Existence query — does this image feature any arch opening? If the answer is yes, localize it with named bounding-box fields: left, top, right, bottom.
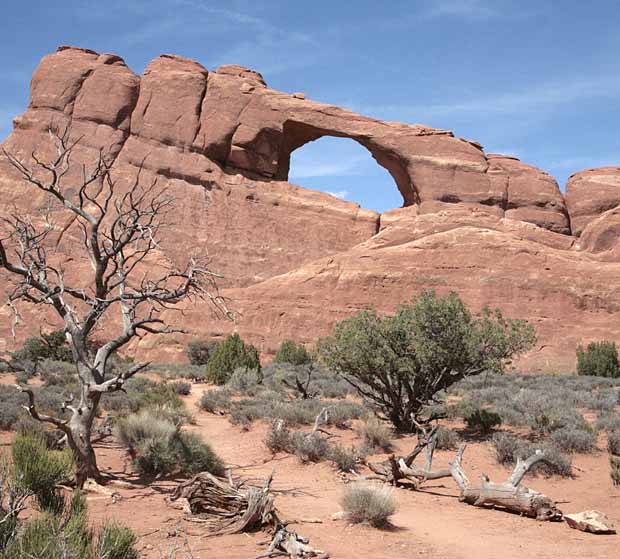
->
left=277, top=121, right=415, bottom=213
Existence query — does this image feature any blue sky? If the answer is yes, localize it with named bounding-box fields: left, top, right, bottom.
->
left=1, top=0, right=619, bottom=212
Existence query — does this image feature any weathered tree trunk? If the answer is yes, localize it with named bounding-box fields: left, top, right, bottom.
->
left=449, top=445, right=562, bottom=521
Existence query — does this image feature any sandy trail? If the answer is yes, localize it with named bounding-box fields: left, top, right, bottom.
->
left=3, top=383, right=619, bottom=558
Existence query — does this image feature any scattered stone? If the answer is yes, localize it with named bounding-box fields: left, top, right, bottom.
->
left=564, top=511, right=616, bottom=534
left=292, top=92, right=306, bottom=99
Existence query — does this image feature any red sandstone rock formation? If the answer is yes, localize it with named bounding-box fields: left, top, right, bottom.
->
left=1, top=46, right=619, bottom=372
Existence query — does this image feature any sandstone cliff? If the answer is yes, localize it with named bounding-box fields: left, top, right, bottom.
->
left=1, top=46, right=619, bottom=372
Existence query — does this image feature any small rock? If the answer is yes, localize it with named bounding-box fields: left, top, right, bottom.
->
left=564, top=511, right=616, bottom=534
left=331, top=511, right=347, bottom=521
left=240, top=82, right=254, bottom=93
left=292, top=92, right=306, bottom=99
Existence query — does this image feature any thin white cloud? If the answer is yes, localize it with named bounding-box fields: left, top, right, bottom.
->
left=423, top=0, right=499, bottom=20
left=325, top=190, right=349, bottom=200
left=547, top=155, right=619, bottom=171
left=357, top=73, right=620, bottom=123
left=289, top=153, right=367, bottom=179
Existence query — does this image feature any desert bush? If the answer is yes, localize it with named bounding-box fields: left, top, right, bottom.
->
left=436, top=426, right=460, bottom=450
left=464, top=408, right=502, bottom=434
left=607, top=431, right=620, bottom=455
left=273, top=339, right=312, bottom=366
left=596, top=413, right=620, bottom=432
left=329, top=444, right=360, bottom=472
left=550, top=426, right=597, bottom=453
left=0, top=386, right=27, bottom=430
left=360, top=417, right=393, bottom=452
left=94, top=522, right=139, bottom=559
left=0, top=479, right=139, bottom=559
left=491, top=432, right=572, bottom=477
left=577, top=341, right=620, bottom=378
left=319, top=290, right=535, bottom=432
left=10, top=330, right=72, bottom=371
left=176, top=432, right=225, bottom=475
left=12, top=433, right=74, bottom=513
left=198, top=389, right=232, bottom=414
left=115, top=411, right=223, bottom=477
left=610, top=455, right=620, bottom=487
left=290, top=432, right=331, bottom=463
left=226, top=367, right=263, bottom=394
left=206, top=333, right=261, bottom=385
left=261, top=362, right=352, bottom=399
left=169, top=381, right=192, bottom=396
left=340, top=483, right=397, bottom=527
left=265, top=421, right=294, bottom=454
left=186, top=339, right=218, bottom=366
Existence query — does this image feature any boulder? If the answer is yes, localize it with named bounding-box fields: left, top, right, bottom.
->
left=564, top=511, right=616, bottom=534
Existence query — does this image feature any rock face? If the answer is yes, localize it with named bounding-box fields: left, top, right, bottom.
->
left=1, top=46, right=619, bottom=372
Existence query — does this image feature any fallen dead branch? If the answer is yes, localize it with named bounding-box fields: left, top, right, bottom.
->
left=449, top=444, right=563, bottom=521
left=257, top=523, right=328, bottom=559
left=365, top=425, right=451, bottom=487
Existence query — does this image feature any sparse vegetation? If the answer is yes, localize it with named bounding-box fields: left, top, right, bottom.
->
left=319, top=290, right=536, bottom=432
left=491, top=432, right=573, bottom=477
left=273, top=339, right=312, bottom=366
left=359, top=416, right=393, bottom=452
left=577, top=340, right=620, bottom=378
left=206, top=333, right=261, bottom=385
left=187, top=339, right=219, bottom=366
left=340, top=483, right=397, bottom=527
left=115, top=411, right=224, bottom=477
left=0, top=436, right=139, bottom=558
left=436, top=426, right=460, bottom=450
left=464, top=408, right=502, bottom=434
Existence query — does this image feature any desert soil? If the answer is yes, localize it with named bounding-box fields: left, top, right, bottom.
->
left=1, top=383, right=619, bottom=558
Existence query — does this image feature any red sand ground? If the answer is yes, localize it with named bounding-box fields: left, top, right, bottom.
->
left=1, top=383, right=619, bottom=558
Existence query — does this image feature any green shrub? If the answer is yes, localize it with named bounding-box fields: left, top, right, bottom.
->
left=206, top=334, right=261, bottom=385
left=11, top=330, right=72, bottom=367
left=226, top=367, right=263, bottom=394
left=0, top=386, right=27, bottom=430
left=12, top=434, right=74, bottom=513
left=187, top=339, right=218, bottom=366
left=340, top=483, right=397, bottom=527
left=608, top=431, right=620, bottom=455
left=177, top=432, right=225, bottom=476
left=198, top=389, right=232, bottom=414
left=610, top=455, right=620, bottom=487
left=550, top=426, right=597, bottom=453
left=436, top=426, right=460, bottom=450
left=359, top=417, right=393, bottom=452
left=491, top=432, right=572, bottom=477
left=290, top=432, right=331, bottom=463
left=465, top=409, right=502, bottom=434
left=115, top=411, right=223, bottom=477
left=577, top=341, right=620, bottom=378
left=273, top=340, right=312, bottom=366
left=169, top=381, right=192, bottom=396
left=329, top=444, right=360, bottom=472
left=94, top=522, right=139, bottom=559
left=264, top=421, right=293, bottom=454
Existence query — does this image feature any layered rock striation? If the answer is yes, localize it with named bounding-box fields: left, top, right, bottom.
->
left=1, top=46, right=619, bottom=372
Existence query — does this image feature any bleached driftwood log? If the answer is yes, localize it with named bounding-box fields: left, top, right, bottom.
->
left=366, top=425, right=451, bottom=487
left=449, top=445, right=562, bottom=521
left=257, top=523, right=328, bottom=559
left=170, top=471, right=279, bottom=535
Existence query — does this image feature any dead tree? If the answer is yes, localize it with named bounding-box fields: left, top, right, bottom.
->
left=170, top=471, right=279, bottom=536
left=366, top=425, right=451, bottom=487
left=258, top=524, right=328, bottom=559
left=282, top=365, right=318, bottom=400
left=0, top=128, right=228, bottom=486
left=449, top=445, right=562, bottom=520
